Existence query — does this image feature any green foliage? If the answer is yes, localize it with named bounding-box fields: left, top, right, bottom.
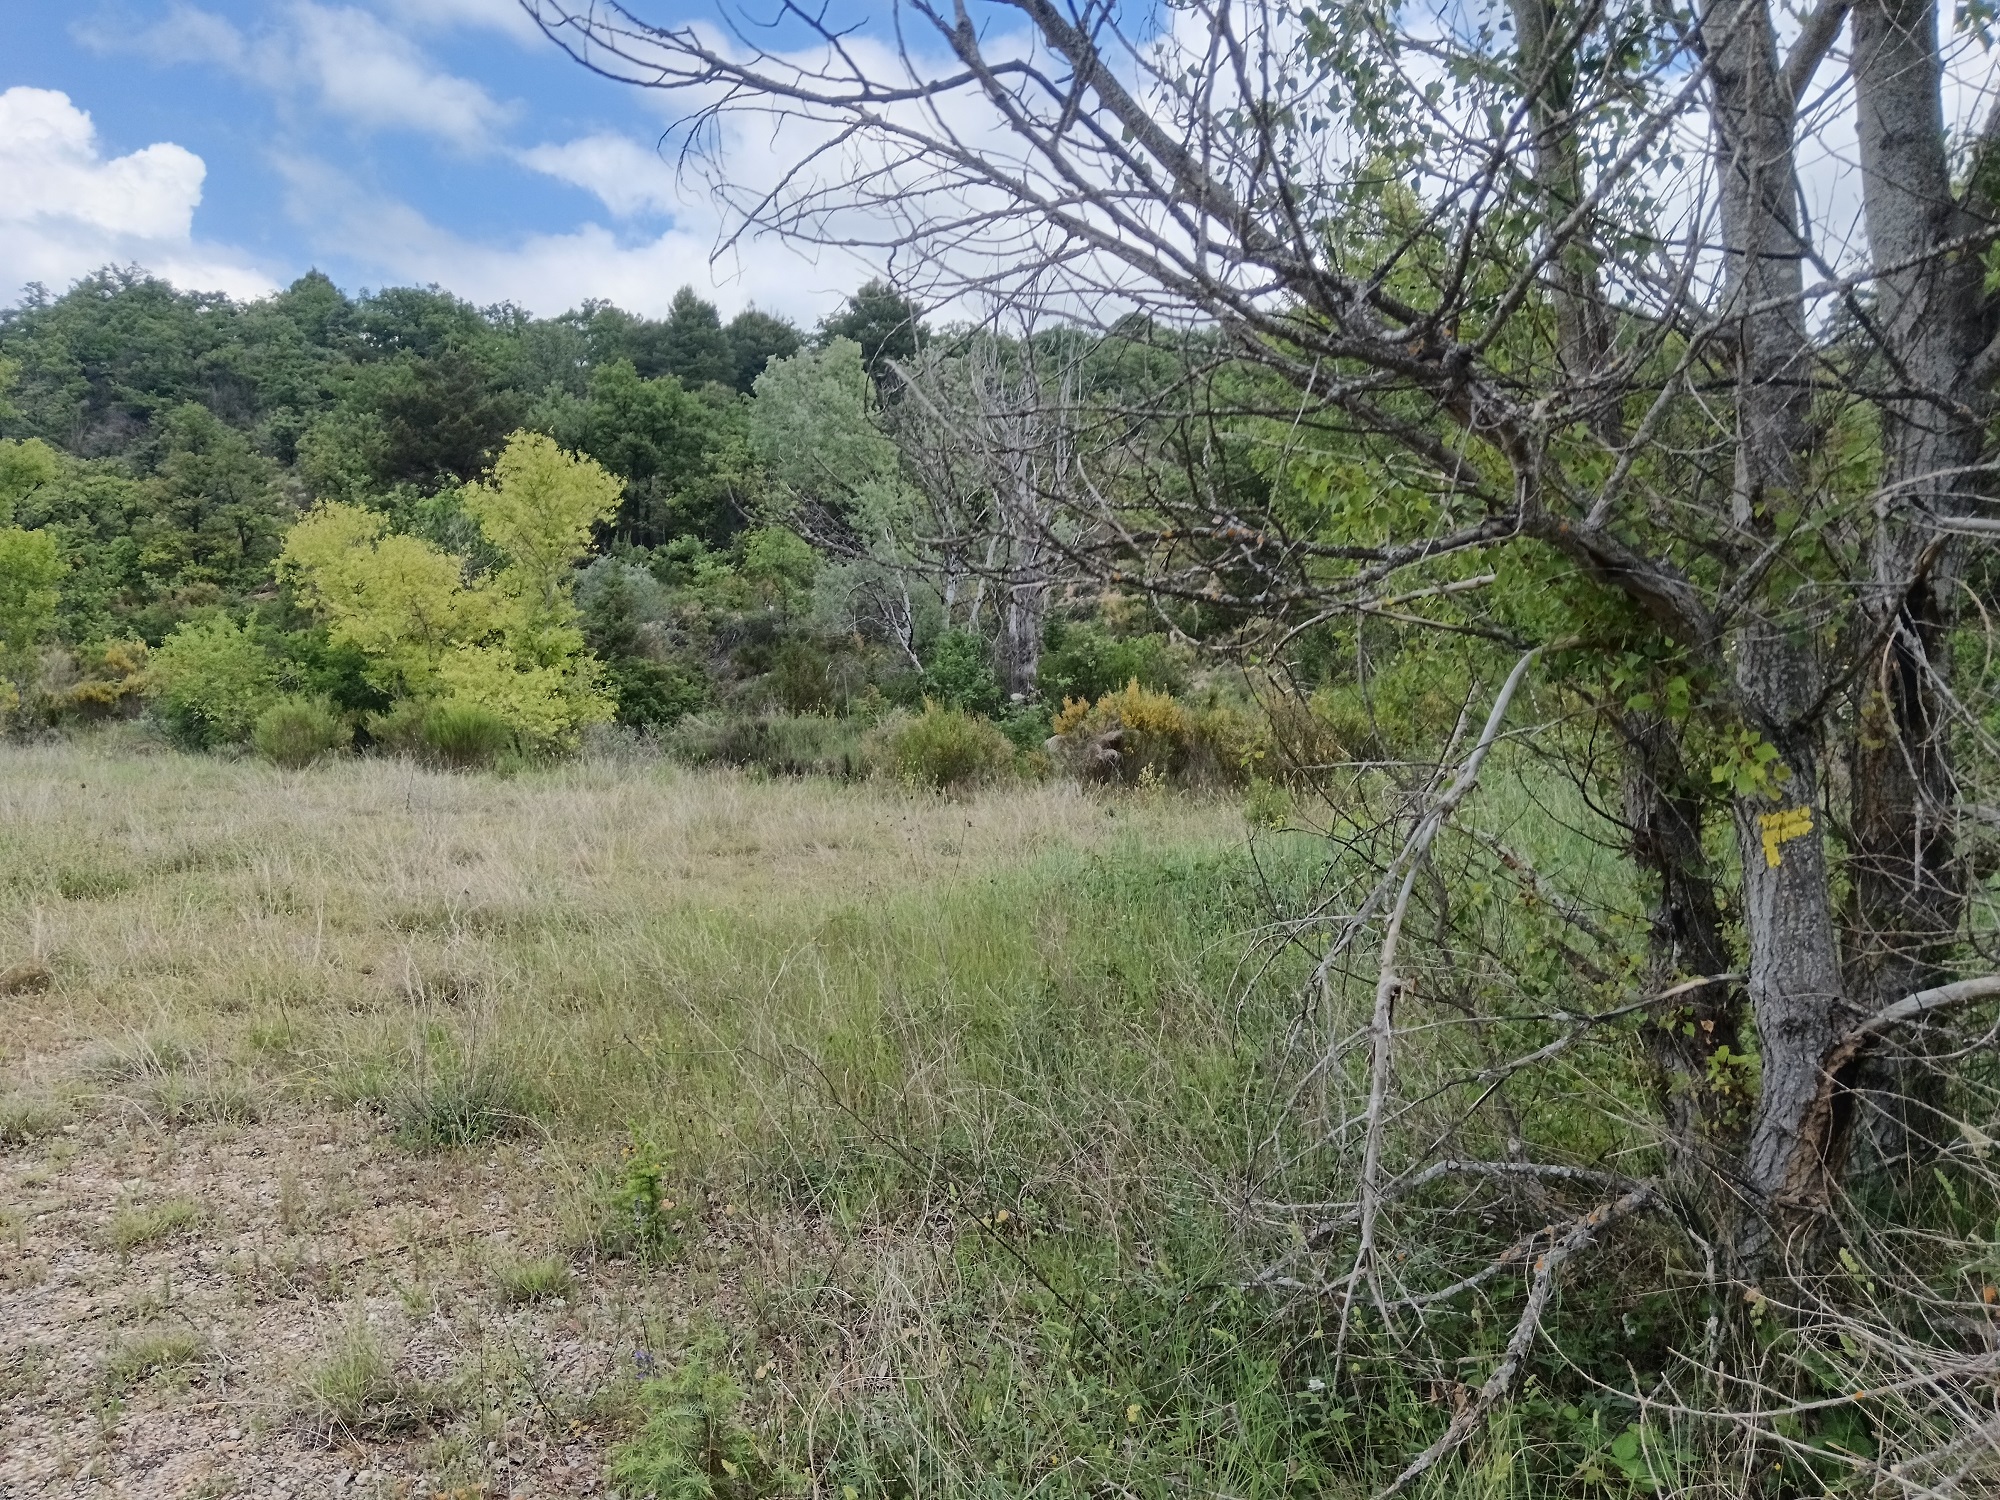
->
left=922, top=629, right=1003, bottom=715
left=251, top=695, right=351, bottom=767
left=609, top=1353, right=775, bottom=1500
left=818, top=279, right=927, bottom=372
left=1038, top=618, right=1185, bottom=703
left=147, top=615, right=280, bottom=747
left=489, top=1252, right=575, bottom=1304
left=0, top=437, right=64, bottom=692
left=877, top=703, right=1014, bottom=789
left=280, top=431, right=617, bottom=748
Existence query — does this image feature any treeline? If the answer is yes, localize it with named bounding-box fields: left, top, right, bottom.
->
left=0, top=268, right=1225, bottom=780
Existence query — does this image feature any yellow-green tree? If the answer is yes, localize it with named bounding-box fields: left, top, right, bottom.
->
left=278, top=431, right=620, bottom=747
left=0, top=438, right=65, bottom=716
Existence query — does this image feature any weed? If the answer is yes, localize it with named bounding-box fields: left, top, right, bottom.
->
left=489, top=1252, right=575, bottom=1304
left=105, top=1197, right=206, bottom=1251
left=100, top=1328, right=203, bottom=1390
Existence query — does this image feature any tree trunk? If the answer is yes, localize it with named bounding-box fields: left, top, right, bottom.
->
left=1619, top=712, right=1747, bottom=1205
left=1702, top=0, right=1853, bottom=1258
left=1843, top=0, right=1984, bottom=1181
left=995, top=582, right=1044, bottom=700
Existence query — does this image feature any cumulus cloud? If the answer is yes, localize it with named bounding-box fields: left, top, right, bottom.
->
left=0, top=87, right=275, bottom=302
left=81, top=2, right=514, bottom=149
left=276, top=152, right=860, bottom=320
left=515, top=132, right=680, bottom=218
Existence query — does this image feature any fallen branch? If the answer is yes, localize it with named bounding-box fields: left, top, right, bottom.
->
left=1376, top=1185, right=1658, bottom=1499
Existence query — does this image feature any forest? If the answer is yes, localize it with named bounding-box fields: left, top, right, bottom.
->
left=0, top=267, right=1216, bottom=782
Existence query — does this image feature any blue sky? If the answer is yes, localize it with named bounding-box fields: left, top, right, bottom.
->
left=0, top=0, right=885, bottom=321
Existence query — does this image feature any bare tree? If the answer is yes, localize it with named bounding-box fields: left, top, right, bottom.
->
left=520, top=0, right=2000, bottom=1487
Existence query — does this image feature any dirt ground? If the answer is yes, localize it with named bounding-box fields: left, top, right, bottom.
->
left=1, top=1096, right=756, bottom=1500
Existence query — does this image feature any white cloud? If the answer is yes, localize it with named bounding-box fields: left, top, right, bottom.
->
left=275, top=153, right=860, bottom=320
left=373, top=0, right=546, bottom=45
left=516, top=132, right=679, bottom=218
left=284, top=3, right=515, bottom=146
left=0, top=87, right=275, bottom=303
left=82, top=2, right=514, bottom=149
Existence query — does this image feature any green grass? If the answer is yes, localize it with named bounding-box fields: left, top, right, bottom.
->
left=488, top=1252, right=575, bottom=1304
left=100, top=1328, right=204, bottom=1390
left=104, top=1196, right=206, bottom=1251
left=297, top=1322, right=455, bottom=1437
left=0, top=738, right=1696, bottom=1496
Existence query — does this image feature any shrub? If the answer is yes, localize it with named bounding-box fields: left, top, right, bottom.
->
left=419, top=701, right=517, bottom=770
left=1049, top=681, right=1265, bottom=786
left=146, top=615, right=279, bottom=748
left=252, top=696, right=351, bottom=768
left=875, top=703, right=1013, bottom=790
left=669, top=712, right=871, bottom=778
left=607, top=655, right=709, bottom=728
left=609, top=1355, right=775, bottom=1500
left=1039, top=618, right=1186, bottom=703
left=921, top=629, right=1003, bottom=715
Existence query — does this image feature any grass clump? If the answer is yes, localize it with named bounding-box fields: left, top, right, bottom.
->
left=420, top=702, right=518, bottom=770
left=105, top=1196, right=205, bottom=1251
left=390, top=1063, right=543, bottom=1150
left=252, top=696, right=351, bottom=767
left=874, top=704, right=1014, bottom=790
left=609, top=1354, right=779, bottom=1500
left=298, top=1322, right=453, bottom=1437
left=488, top=1251, right=575, bottom=1304
left=100, top=1328, right=203, bottom=1390
left=145, top=1071, right=261, bottom=1126
left=0, top=1092, right=68, bottom=1144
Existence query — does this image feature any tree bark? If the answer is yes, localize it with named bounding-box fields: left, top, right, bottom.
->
left=1619, top=712, right=1747, bottom=1202
left=1702, top=0, right=1853, bottom=1256
left=1842, top=0, right=1985, bottom=1181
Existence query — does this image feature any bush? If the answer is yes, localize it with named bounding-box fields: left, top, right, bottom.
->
left=922, top=630, right=1003, bottom=715
left=875, top=703, right=1013, bottom=790
left=252, top=696, right=351, bottom=768
left=1049, top=681, right=1265, bottom=786
left=668, top=712, right=871, bottom=778
left=146, top=615, right=279, bottom=748
left=606, top=656, right=709, bottom=728
left=420, top=701, right=517, bottom=770
left=1039, top=618, right=1186, bottom=703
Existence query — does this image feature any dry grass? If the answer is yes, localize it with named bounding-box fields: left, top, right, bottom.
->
left=0, top=739, right=1264, bottom=1497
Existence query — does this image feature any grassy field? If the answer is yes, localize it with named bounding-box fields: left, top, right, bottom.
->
left=2, top=739, right=1379, bottom=1498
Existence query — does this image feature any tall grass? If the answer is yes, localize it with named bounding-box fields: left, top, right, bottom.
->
left=0, top=737, right=1656, bottom=1496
